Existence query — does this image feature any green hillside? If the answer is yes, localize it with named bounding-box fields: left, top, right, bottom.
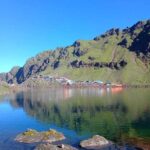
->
left=0, top=19, right=150, bottom=84
left=41, top=40, right=150, bottom=84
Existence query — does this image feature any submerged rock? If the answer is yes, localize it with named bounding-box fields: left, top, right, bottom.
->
left=15, top=129, right=65, bottom=144
left=80, top=135, right=113, bottom=150
left=34, top=143, right=78, bottom=150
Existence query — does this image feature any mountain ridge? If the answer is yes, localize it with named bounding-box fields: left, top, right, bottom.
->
left=0, top=19, right=150, bottom=84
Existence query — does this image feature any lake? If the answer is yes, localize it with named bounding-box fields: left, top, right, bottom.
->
left=0, top=88, right=150, bottom=150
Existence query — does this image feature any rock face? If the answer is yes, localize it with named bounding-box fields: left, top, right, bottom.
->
left=129, top=21, right=150, bottom=56
left=34, top=143, right=78, bottom=150
left=80, top=135, right=113, bottom=150
left=15, top=129, right=65, bottom=144
left=69, top=59, right=127, bottom=70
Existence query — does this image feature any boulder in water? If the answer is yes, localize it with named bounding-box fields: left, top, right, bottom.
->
left=15, top=129, right=65, bottom=144
left=80, top=135, right=113, bottom=150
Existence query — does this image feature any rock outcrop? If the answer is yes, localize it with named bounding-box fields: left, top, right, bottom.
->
left=80, top=135, right=113, bottom=150
left=15, top=129, right=65, bottom=144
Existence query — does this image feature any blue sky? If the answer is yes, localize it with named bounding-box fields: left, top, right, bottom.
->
left=0, top=0, right=149, bottom=72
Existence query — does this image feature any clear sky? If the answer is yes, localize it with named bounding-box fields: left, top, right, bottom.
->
left=0, top=0, right=149, bottom=72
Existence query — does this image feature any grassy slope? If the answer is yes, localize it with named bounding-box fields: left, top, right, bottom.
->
left=41, top=31, right=150, bottom=84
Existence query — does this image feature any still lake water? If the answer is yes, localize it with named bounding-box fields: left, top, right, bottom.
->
left=0, top=88, right=150, bottom=150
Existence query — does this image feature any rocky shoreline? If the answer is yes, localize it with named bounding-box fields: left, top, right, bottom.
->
left=15, top=129, right=115, bottom=150
left=14, top=129, right=149, bottom=150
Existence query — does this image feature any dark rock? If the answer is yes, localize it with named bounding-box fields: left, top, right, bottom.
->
left=73, top=47, right=86, bottom=57
left=93, top=36, right=101, bottom=41
left=58, top=48, right=69, bottom=59
left=118, top=38, right=128, bottom=48
left=122, top=27, right=130, bottom=34
left=119, top=60, right=127, bottom=67
left=88, top=56, right=95, bottom=61
left=52, top=60, right=60, bottom=69
left=44, top=58, right=50, bottom=64
left=16, top=67, right=24, bottom=83
left=129, top=21, right=150, bottom=55
left=108, top=62, right=117, bottom=69
left=70, top=60, right=79, bottom=68
left=94, top=62, right=101, bottom=68
left=72, top=41, right=81, bottom=47
left=94, top=28, right=121, bottom=40
left=79, top=60, right=84, bottom=67
left=105, top=28, right=121, bottom=36
left=130, top=21, right=146, bottom=32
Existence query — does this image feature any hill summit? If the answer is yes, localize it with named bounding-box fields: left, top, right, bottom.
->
left=0, top=19, right=150, bottom=84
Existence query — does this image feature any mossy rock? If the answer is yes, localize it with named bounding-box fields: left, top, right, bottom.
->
left=15, top=129, right=65, bottom=143
left=22, top=129, right=38, bottom=136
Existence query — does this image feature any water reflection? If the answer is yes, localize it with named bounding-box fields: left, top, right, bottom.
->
left=5, top=88, right=150, bottom=147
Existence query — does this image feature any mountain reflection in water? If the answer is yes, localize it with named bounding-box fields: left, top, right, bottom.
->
left=3, top=88, right=150, bottom=149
